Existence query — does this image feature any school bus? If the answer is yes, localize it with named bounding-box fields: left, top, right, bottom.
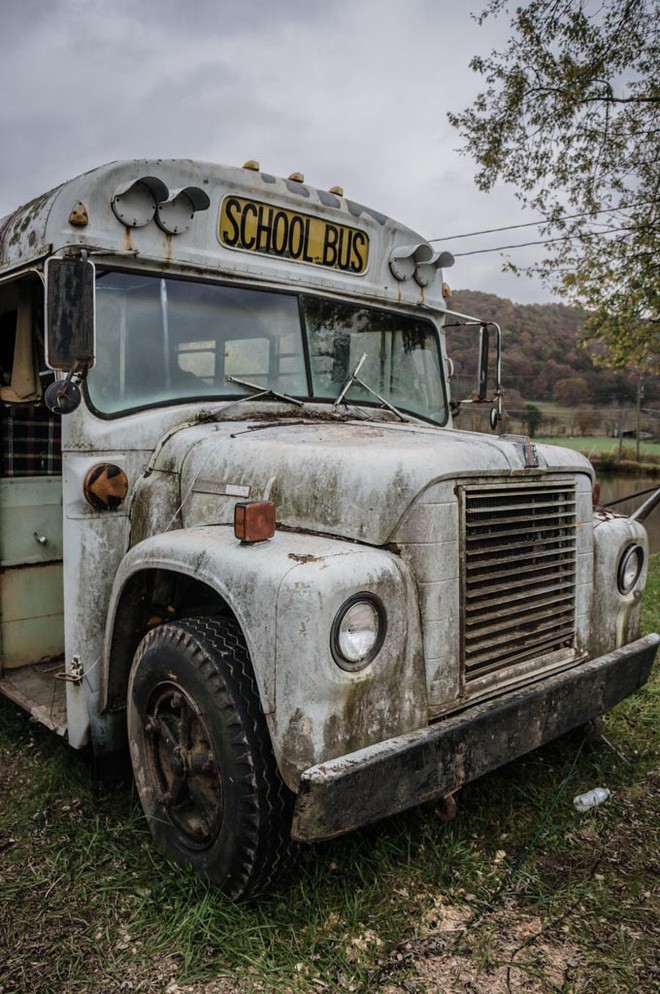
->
left=0, top=159, right=657, bottom=897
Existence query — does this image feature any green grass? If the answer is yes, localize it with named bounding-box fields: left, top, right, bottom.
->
left=1, top=562, right=659, bottom=993
left=536, top=436, right=660, bottom=460
left=534, top=436, right=660, bottom=461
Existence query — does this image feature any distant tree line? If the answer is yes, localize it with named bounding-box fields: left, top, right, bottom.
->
left=448, top=290, right=659, bottom=410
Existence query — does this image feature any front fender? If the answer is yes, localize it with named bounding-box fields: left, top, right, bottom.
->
left=591, top=514, right=650, bottom=654
left=103, top=526, right=426, bottom=789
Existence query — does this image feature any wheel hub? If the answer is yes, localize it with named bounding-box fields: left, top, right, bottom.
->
left=144, top=683, right=223, bottom=848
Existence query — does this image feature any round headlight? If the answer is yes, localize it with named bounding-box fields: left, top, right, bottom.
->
left=331, top=595, right=386, bottom=671
left=617, top=545, right=644, bottom=594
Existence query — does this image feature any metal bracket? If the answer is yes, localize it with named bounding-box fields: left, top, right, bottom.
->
left=56, top=655, right=83, bottom=685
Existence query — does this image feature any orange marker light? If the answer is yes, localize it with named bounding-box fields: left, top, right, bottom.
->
left=234, top=501, right=276, bottom=543
left=83, top=463, right=129, bottom=511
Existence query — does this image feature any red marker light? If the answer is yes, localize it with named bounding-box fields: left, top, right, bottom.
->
left=234, top=501, right=276, bottom=543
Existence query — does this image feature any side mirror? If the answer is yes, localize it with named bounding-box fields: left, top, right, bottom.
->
left=45, top=257, right=96, bottom=372
left=477, top=324, right=489, bottom=401
left=44, top=378, right=82, bottom=415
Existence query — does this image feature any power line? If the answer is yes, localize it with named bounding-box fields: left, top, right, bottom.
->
left=429, top=200, right=655, bottom=244
left=452, top=225, right=633, bottom=258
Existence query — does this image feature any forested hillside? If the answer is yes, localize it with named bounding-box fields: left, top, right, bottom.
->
left=448, top=290, right=658, bottom=409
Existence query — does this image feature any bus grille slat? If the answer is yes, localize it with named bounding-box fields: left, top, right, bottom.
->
left=462, top=482, right=577, bottom=683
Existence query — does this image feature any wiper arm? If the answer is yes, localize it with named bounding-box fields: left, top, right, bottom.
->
left=334, top=353, right=367, bottom=407
left=226, top=375, right=304, bottom=407
left=333, top=352, right=407, bottom=422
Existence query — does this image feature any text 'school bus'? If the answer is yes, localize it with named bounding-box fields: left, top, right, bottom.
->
left=0, top=160, right=657, bottom=896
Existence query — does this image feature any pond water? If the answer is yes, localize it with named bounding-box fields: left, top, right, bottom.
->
left=598, top=474, right=660, bottom=555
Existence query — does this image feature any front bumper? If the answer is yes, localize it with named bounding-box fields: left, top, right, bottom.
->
left=292, top=634, right=659, bottom=842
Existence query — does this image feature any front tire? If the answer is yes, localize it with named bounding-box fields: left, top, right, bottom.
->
left=127, top=617, right=292, bottom=897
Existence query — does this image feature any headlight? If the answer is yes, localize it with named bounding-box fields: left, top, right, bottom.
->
left=617, top=545, right=644, bottom=594
left=331, top=594, right=386, bottom=671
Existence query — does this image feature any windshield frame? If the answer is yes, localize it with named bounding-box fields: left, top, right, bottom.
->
left=84, top=269, right=449, bottom=426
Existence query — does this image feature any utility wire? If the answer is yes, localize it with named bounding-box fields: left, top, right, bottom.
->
left=429, top=200, right=655, bottom=244
left=451, top=224, right=633, bottom=257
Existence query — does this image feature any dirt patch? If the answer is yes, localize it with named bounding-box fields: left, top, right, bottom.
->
left=379, top=903, right=582, bottom=994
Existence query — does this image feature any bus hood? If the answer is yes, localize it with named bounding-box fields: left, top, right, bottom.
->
left=150, top=417, right=593, bottom=546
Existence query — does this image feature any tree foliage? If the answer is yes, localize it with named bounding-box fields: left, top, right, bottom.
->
left=449, top=0, right=660, bottom=370
left=523, top=403, right=543, bottom=436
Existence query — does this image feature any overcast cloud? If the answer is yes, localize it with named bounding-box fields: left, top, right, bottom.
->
left=0, top=0, right=554, bottom=303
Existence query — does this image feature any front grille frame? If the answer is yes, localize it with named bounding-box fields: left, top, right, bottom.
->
left=459, top=478, right=579, bottom=696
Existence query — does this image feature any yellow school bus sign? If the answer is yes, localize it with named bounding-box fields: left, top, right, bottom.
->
left=219, top=196, right=369, bottom=274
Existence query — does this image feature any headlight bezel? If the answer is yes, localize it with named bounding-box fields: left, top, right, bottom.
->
left=617, top=544, right=644, bottom=595
left=330, top=593, right=387, bottom=671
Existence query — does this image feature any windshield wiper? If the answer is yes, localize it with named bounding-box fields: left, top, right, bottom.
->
left=226, top=375, right=304, bottom=407
left=333, top=353, right=407, bottom=422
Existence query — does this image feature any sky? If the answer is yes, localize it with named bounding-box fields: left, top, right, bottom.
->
left=0, top=0, right=555, bottom=304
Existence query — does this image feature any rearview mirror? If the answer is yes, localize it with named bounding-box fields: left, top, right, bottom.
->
left=45, top=256, right=96, bottom=372
left=477, top=324, right=489, bottom=401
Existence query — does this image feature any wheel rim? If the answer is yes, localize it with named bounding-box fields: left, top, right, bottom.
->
left=143, top=682, right=223, bottom=848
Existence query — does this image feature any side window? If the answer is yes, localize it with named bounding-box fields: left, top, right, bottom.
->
left=0, top=279, right=62, bottom=477
left=0, top=303, right=17, bottom=386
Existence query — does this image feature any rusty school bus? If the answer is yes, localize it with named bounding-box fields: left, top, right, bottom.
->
left=0, top=159, right=657, bottom=897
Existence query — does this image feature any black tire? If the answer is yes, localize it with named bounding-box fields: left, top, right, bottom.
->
left=127, top=617, right=293, bottom=898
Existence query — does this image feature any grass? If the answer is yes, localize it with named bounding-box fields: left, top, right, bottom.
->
left=535, top=436, right=660, bottom=460
left=1, top=562, right=659, bottom=994
left=535, top=437, right=660, bottom=476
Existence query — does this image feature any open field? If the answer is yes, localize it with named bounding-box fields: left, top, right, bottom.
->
left=1, top=562, right=659, bottom=994
left=536, top=436, right=660, bottom=460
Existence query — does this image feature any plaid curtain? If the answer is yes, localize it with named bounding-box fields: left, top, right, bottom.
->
left=1, top=405, right=62, bottom=476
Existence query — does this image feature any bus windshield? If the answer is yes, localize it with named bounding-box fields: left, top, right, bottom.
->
left=87, top=272, right=447, bottom=423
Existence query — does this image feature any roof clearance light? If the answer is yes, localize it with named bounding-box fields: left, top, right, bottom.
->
left=155, top=186, right=211, bottom=235
left=234, top=501, right=276, bottom=543
left=243, top=160, right=260, bottom=171
left=111, top=176, right=169, bottom=228
left=288, top=172, right=305, bottom=183
left=68, top=201, right=89, bottom=227
left=329, top=185, right=344, bottom=196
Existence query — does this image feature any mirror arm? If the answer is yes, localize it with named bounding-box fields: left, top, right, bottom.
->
left=444, top=315, right=504, bottom=430
left=490, top=322, right=504, bottom=428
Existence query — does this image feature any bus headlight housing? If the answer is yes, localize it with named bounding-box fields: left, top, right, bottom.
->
left=617, top=545, right=644, bottom=594
left=331, top=595, right=386, bottom=671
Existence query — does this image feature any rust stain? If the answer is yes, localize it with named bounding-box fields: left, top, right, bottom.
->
left=287, top=552, right=319, bottom=564
left=454, top=740, right=466, bottom=786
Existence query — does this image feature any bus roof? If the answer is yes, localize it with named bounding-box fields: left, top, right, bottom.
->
left=0, top=159, right=453, bottom=310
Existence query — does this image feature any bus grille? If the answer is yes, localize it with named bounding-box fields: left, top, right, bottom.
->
left=462, top=481, right=577, bottom=683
